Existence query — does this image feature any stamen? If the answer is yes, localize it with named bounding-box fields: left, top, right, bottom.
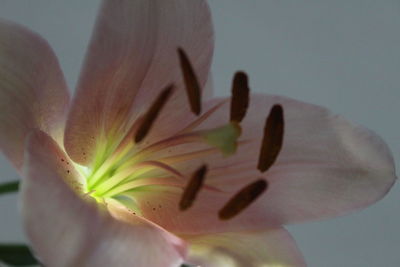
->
left=135, top=85, right=174, bottom=143
left=103, top=177, right=183, bottom=198
left=160, top=140, right=250, bottom=165
left=179, top=165, right=208, bottom=211
left=115, top=117, right=143, bottom=152
left=178, top=99, right=229, bottom=134
left=131, top=132, right=202, bottom=160
left=218, top=179, right=268, bottom=220
left=257, top=104, right=284, bottom=173
left=83, top=190, right=96, bottom=197
left=133, top=122, right=241, bottom=161
left=230, top=71, right=249, bottom=122
left=161, top=147, right=225, bottom=165
left=178, top=48, right=202, bottom=115
left=96, top=160, right=186, bottom=195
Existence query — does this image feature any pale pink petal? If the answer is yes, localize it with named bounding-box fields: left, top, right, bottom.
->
left=184, top=94, right=397, bottom=225
left=184, top=227, right=306, bottom=267
left=115, top=183, right=266, bottom=234
left=0, top=19, right=69, bottom=169
left=202, top=73, right=214, bottom=100
left=65, top=0, right=214, bottom=165
left=130, top=93, right=396, bottom=233
left=143, top=73, right=216, bottom=146
left=21, top=130, right=186, bottom=267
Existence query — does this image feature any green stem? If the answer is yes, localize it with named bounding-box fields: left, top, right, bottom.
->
left=0, top=181, right=19, bottom=195
left=0, top=244, right=39, bottom=266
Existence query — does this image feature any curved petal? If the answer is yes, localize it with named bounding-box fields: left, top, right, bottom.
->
left=65, top=0, right=214, bottom=165
left=115, top=182, right=269, bottom=235
left=131, top=93, right=396, bottom=234
left=0, top=19, right=69, bottom=169
left=20, top=130, right=186, bottom=267
left=190, top=94, right=397, bottom=225
left=184, top=227, right=306, bottom=267
left=143, top=73, right=216, bottom=146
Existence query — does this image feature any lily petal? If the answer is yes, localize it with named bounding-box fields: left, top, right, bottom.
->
left=117, top=183, right=271, bottom=235
left=0, top=19, right=69, bottom=169
left=184, top=227, right=306, bottom=267
left=191, top=94, right=397, bottom=225
left=134, top=93, right=396, bottom=233
left=65, top=0, right=214, bottom=165
left=21, top=130, right=186, bottom=267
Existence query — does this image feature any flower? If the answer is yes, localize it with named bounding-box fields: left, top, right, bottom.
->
left=0, top=0, right=396, bottom=266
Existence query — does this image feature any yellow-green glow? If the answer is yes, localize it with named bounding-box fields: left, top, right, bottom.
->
left=74, top=122, right=241, bottom=213
left=188, top=245, right=238, bottom=267
left=188, top=242, right=292, bottom=267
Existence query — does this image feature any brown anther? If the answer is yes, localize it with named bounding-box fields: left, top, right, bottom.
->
left=178, top=48, right=202, bottom=115
left=257, top=104, right=284, bottom=173
left=230, top=71, right=249, bottom=122
left=218, top=179, right=268, bottom=220
left=179, top=165, right=208, bottom=211
left=135, top=85, right=174, bottom=143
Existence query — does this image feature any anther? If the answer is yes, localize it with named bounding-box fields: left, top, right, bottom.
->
left=230, top=71, right=249, bottom=122
left=257, top=104, right=284, bottom=173
left=135, top=85, right=174, bottom=143
left=178, top=48, right=202, bottom=115
left=218, top=179, right=268, bottom=220
left=179, top=165, right=208, bottom=211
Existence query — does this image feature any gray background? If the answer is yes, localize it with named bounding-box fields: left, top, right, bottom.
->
left=0, top=0, right=399, bottom=266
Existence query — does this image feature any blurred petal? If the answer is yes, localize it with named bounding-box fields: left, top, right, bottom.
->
left=21, top=130, right=186, bottom=267
left=184, top=227, right=306, bottom=267
left=0, top=19, right=69, bottom=169
left=65, top=0, right=213, bottom=165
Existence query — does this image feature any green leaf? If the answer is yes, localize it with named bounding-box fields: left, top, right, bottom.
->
left=0, top=181, right=19, bottom=195
left=0, top=244, right=39, bottom=266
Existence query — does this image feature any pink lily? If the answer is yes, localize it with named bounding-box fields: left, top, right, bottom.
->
left=0, top=0, right=396, bottom=266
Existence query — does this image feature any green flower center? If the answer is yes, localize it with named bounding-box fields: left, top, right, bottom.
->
left=74, top=121, right=241, bottom=214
